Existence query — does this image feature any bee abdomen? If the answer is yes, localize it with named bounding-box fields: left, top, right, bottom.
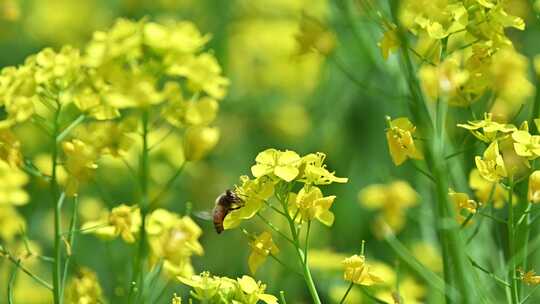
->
left=213, top=205, right=226, bottom=234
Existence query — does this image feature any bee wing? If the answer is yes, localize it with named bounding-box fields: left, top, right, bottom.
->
left=193, top=211, right=213, bottom=221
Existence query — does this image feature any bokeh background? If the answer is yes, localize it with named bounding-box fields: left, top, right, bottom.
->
left=1, top=0, right=540, bottom=303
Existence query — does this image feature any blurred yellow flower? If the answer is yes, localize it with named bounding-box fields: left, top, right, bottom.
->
left=146, top=209, right=203, bottom=277
left=171, top=293, right=182, bottom=304
left=295, top=14, right=335, bottom=56
left=528, top=171, right=540, bottom=204
left=475, top=140, right=507, bottom=182
left=0, top=129, right=22, bottom=167
left=411, top=242, right=443, bottom=273
left=62, top=139, right=99, bottom=196
left=183, top=126, right=220, bottom=161
left=82, top=204, right=141, bottom=243
left=385, top=116, right=423, bottom=166
left=248, top=231, right=279, bottom=274
left=289, top=185, right=336, bottom=226
left=469, top=169, right=513, bottom=208
left=251, top=148, right=301, bottom=182
left=359, top=180, right=418, bottom=234
left=0, top=159, right=28, bottom=206
left=377, top=276, right=426, bottom=304
left=490, top=48, right=533, bottom=107
left=0, top=205, right=26, bottom=242
left=520, top=269, right=540, bottom=285
left=448, top=189, right=478, bottom=214
left=379, top=25, right=399, bottom=60
left=65, top=268, right=104, bottom=304
left=342, top=254, right=384, bottom=286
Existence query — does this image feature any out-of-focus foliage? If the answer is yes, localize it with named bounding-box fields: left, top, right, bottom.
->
left=2, top=0, right=540, bottom=303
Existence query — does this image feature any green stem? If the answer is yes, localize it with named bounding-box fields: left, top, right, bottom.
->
left=51, top=105, right=62, bottom=304
left=508, top=179, right=519, bottom=304
left=56, top=114, right=85, bottom=144
left=279, top=291, right=287, bottom=304
left=0, top=249, right=53, bottom=290
left=339, top=282, right=354, bottom=304
left=129, top=109, right=151, bottom=303
left=61, top=195, right=79, bottom=299
left=280, top=197, right=321, bottom=304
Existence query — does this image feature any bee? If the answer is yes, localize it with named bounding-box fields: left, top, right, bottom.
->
left=213, top=189, right=244, bottom=233
left=195, top=189, right=244, bottom=234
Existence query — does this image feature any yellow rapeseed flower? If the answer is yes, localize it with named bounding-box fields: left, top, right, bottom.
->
left=299, top=152, right=348, bottom=185
left=251, top=149, right=301, bottom=182
left=65, top=268, right=104, bottom=304
left=289, top=185, right=336, bottom=226
left=183, top=126, right=220, bottom=161
left=475, top=140, right=507, bottom=183
left=248, top=231, right=279, bottom=274
left=457, top=112, right=516, bottom=143
left=385, top=116, right=423, bottom=166
left=342, top=254, right=384, bottom=286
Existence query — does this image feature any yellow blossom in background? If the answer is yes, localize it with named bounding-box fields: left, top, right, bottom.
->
left=457, top=113, right=516, bottom=143
left=0, top=159, right=28, bottom=206
left=0, top=129, right=22, bottom=167
left=171, top=293, right=182, bottom=304
left=419, top=52, right=470, bottom=106
left=0, top=0, right=20, bottom=22
left=237, top=275, right=278, bottom=304
left=411, top=242, right=443, bottom=273
left=81, top=204, right=141, bottom=243
left=535, top=55, right=540, bottom=75
left=475, top=141, right=507, bottom=182
left=449, top=189, right=478, bottom=215
left=528, top=171, right=540, bottom=203
left=342, top=254, right=384, bottom=286
left=251, top=148, right=301, bottom=182
left=359, top=180, right=418, bottom=234
left=248, top=231, right=279, bottom=274
left=146, top=209, right=203, bottom=277
left=385, top=116, right=423, bottom=166
left=520, top=269, right=540, bottom=285
left=469, top=169, right=514, bottom=208
left=62, top=139, right=99, bottom=196
left=65, top=268, right=104, bottom=304
left=490, top=49, right=534, bottom=108
left=295, top=14, right=335, bottom=56
left=289, top=185, right=336, bottom=226
left=308, top=249, right=348, bottom=271
left=378, top=24, right=399, bottom=60
left=377, top=276, right=426, bottom=304
left=183, top=126, right=220, bottom=161
left=0, top=205, right=25, bottom=242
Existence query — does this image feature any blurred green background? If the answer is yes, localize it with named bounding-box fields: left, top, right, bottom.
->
left=2, top=0, right=540, bottom=303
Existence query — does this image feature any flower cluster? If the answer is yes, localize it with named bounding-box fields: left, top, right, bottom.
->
left=223, top=149, right=348, bottom=230
left=178, top=272, right=277, bottom=304
left=82, top=206, right=203, bottom=278
left=382, top=0, right=533, bottom=112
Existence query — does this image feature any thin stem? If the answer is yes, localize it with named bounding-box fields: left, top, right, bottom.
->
left=508, top=179, right=519, bottom=304
left=150, top=163, right=186, bottom=207
left=56, top=114, right=86, bottom=144
left=339, top=282, right=354, bottom=304
left=279, top=291, right=287, bottom=304
left=256, top=214, right=295, bottom=246
left=8, top=264, right=17, bottom=304
left=129, top=109, right=151, bottom=303
left=469, top=256, right=511, bottom=288
left=51, top=105, right=62, bottom=304
left=280, top=196, right=321, bottom=304
left=0, top=249, right=53, bottom=290
left=61, top=195, right=79, bottom=299
left=304, top=220, right=311, bottom=264
left=268, top=253, right=303, bottom=277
